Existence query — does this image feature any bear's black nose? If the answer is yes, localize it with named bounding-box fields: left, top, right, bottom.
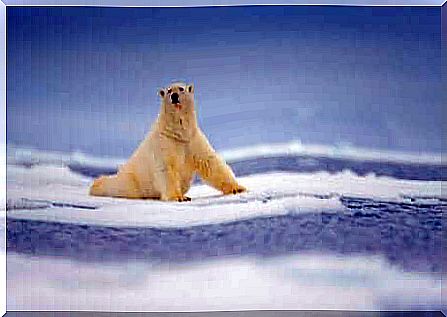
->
left=171, top=93, right=179, bottom=104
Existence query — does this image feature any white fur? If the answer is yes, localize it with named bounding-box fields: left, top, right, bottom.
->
left=90, top=82, right=246, bottom=201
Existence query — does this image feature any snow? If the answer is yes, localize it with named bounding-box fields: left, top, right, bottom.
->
left=5, top=147, right=446, bottom=312
left=7, top=164, right=90, bottom=188
left=6, top=165, right=344, bottom=228
left=6, top=162, right=445, bottom=228
left=7, top=251, right=445, bottom=311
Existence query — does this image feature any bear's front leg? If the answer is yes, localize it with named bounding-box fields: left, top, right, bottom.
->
left=194, top=154, right=246, bottom=195
left=160, top=155, right=191, bottom=202
left=191, top=132, right=246, bottom=195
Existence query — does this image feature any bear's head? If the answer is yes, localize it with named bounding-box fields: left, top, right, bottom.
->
left=159, top=82, right=194, bottom=113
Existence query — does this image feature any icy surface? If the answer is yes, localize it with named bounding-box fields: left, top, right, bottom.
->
left=6, top=163, right=444, bottom=228
left=5, top=147, right=446, bottom=312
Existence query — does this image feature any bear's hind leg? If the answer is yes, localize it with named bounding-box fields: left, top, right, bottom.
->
left=89, top=172, right=143, bottom=199
left=89, top=175, right=111, bottom=197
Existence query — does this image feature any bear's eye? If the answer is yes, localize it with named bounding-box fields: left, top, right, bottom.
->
left=179, top=87, right=184, bottom=92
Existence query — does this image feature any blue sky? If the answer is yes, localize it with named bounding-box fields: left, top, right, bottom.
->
left=7, top=6, right=444, bottom=157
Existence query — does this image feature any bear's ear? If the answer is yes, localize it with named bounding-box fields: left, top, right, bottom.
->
left=187, top=84, right=194, bottom=93
left=158, top=89, right=166, bottom=98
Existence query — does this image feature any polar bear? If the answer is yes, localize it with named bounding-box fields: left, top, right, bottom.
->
left=89, top=82, right=246, bottom=202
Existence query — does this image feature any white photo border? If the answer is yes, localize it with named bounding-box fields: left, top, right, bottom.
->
left=1, top=1, right=445, bottom=316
